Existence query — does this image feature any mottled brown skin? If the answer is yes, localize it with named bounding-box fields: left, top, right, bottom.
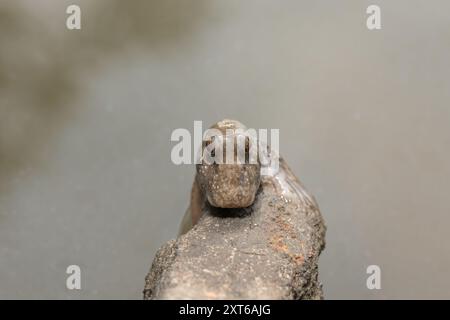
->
left=179, top=119, right=261, bottom=235
left=178, top=119, right=319, bottom=236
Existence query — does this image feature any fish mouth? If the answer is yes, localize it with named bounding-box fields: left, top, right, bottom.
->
left=206, top=190, right=256, bottom=208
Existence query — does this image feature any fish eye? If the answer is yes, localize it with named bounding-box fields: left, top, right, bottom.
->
left=203, top=138, right=217, bottom=162
left=245, top=136, right=250, bottom=163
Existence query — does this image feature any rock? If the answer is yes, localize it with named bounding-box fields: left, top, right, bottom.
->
left=143, top=168, right=326, bottom=300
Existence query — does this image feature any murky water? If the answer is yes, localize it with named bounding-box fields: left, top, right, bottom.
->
left=1, top=0, right=449, bottom=299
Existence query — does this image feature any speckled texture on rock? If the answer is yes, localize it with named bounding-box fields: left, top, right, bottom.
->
left=144, top=158, right=326, bottom=299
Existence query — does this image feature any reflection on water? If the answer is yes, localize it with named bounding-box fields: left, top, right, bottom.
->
left=0, top=0, right=210, bottom=192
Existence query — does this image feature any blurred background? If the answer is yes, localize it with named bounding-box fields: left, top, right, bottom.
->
left=0, top=0, right=449, bottom=299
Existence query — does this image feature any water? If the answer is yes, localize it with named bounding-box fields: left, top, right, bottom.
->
left=0, top=0, right=449, bottom=299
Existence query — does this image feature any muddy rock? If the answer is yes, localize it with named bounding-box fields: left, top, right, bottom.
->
left=144, top=172, right=326, bottom=300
